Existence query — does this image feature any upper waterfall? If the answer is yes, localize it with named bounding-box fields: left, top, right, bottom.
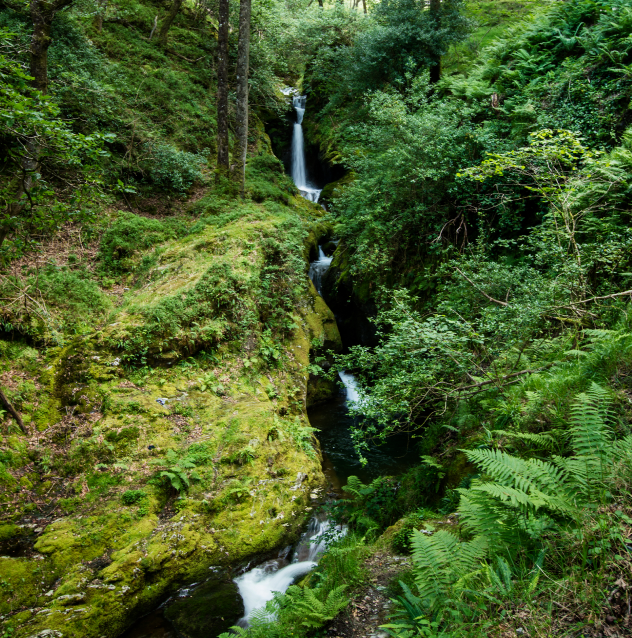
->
left=291, top=95, right=322, bottom=203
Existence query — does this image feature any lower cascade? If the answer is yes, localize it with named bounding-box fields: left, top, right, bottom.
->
left=291, top=95, right=322, bottom=203
left=308, top=246, right=333, bottom=296
left=234, top=517, right=344, bottom=625
left=338, top=371, right=361, bottom=407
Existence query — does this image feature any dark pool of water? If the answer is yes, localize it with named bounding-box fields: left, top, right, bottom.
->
left=308, top=389, right=419, bottom=492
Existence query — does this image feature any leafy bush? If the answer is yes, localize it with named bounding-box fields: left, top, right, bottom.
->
left=98, top=212, right=188, bottom=274
left=144, top=143, right=208, bottom=193
left=121, top=489, right=146, bottom=505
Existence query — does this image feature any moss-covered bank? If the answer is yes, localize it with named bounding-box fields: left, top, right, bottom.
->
left=0, top=189, right=342, bottom=638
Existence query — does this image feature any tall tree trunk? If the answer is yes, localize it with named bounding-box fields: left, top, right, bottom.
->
left=157, top=0, right=183, bottom=46
left=318, top=0, right=323, bottom=6
left=362, top=0, right=366, bottom=13
left=216, top=0, right=230, bottom=178
left=429, top=0, right=441, bottom=83
left=30, top=0, right=56, bottom=94
left=234, top=0, right=250, bottom=198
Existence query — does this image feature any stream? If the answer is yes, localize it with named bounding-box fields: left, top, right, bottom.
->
left=121, top=94, right=417, bottom=638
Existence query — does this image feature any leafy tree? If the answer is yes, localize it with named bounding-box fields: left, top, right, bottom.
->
left=0, top=29, right=111, bottom=256
left=346, top=0, right=470, bottom=91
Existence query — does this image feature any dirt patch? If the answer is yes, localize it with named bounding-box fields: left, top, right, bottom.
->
left=326, top=551, right=412, bottom=638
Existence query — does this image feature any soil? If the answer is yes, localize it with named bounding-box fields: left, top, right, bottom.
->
left=325, top=551, right=412, bottom=638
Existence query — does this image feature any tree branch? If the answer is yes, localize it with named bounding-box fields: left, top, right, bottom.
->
left=0, top=388, right=27, bottom=434
left=454, top=364, right=554, bottom=392
left=455, top=267, right=509, bottom=307
left=549, top=289, right=632, bottom=309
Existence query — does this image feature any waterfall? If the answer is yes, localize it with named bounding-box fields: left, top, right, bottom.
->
left=234, top=517, right=344, bottom=625
left=308, top=246, right=333, bottom=295
left=291, top=96, right=322, bottom=203
left=338, top=371, right=361, bottom=406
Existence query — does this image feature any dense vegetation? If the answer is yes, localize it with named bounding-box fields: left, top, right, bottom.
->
left=2, top=0, right=632, bottom=636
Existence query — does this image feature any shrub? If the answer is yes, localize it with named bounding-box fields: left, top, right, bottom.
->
left=121, top=489, right=146, bottom=505
left=98, top=212, right=188, bottom=274
left=145, top=143, right=208, bottom=192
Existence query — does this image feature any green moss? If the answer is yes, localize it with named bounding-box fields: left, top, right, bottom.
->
left=0, top=523, right=19, bottom=542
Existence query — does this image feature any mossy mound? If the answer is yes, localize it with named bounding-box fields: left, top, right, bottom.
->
left=0, top=185, right=342, bottom=638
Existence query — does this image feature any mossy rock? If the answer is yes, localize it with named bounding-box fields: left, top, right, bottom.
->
left=163, top=575, right=244, bottom=637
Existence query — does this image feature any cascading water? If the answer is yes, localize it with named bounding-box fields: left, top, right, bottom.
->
left=308, top=246, right=333, bottom=296
left=234, top=516, right=344, bottom=625
left=291, top=96, right=322, bottom=203
left=338, top=371, right=361, bottom=406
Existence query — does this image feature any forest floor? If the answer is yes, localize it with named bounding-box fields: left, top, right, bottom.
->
left=325, top=551, right=412, bottom=638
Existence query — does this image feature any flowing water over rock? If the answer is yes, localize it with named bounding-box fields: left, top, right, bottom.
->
left=291, top=96, right=322, bottom=203
left=234, top=516, right=344, bottom=625
left=308, top=246, right=333, bottom=296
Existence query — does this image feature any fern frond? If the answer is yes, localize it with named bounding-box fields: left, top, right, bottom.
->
left=569, top=383, right=614, bottom=495
left=491, top=429, right=558, bottom=450
left=410, top=529, right=487, bottom=607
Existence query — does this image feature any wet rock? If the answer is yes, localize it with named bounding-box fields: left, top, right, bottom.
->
left=163, top=575, right=244, bottom=638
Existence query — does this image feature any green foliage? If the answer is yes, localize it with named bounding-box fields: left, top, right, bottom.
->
left=0, top=27, right=111, bottom=260
left=0, top=262, right=112, bottom=341
left=263, top=584, right=348, bottom=628
left=386, top=383, right=632, bottom=634
left=98, top=212, right=188, bottom=274
left=121, top=489, right=146, bottom=505
left=144, top=143, right=208, bottom=193
left=347, top=0, right=470, bottom=91
left=151, top=448, right=200, bottom=493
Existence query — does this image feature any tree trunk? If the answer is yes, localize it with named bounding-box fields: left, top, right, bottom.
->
left=29, top=1, right=57, bottom=94
left=318, top=0, right=323, bottom=6
left=216, top=0, right=230, bottom=178
left=234, top=0, right=250, bottom=198
left=429, top=0, right=441, bottom=83
left=157, top=0, right=183, bottom=46
left=362, top=0, right=366, bottom=13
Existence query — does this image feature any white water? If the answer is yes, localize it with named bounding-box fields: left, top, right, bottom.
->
left=234, top=517, right=343, bottom=624
left=308, top=246, right=333, bottom=295
left=339, top=371, right=361, bottom=406
left=291, top=96, right=322, bottom=203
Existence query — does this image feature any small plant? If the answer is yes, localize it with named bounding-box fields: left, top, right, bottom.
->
left=195, top=372, right=224, bottom=395
left=259, top=329, right=282, bottom=365
left=152, top=449, right=200, bottom=493
left=121, top=489, right=146, bottom=505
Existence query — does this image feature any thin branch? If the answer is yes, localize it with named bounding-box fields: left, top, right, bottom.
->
left=164, top=49, right=204, bottom=63
left=454, top=364, right=554, bottom=392
left=549, top=289, right=632, bottom=309
left=455, top=267, right=509, bottom=307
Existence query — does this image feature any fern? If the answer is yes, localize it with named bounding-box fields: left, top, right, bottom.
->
left=280, top=584, right=348, bottom=628
left=491, top=429, right=559, bottom=450
left=410, top=529, right=487, bottom=610
left=567, top=382, right=613, bottom=495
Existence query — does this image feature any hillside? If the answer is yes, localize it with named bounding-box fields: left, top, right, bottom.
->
left=2, top=0, right=632, bottom=637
